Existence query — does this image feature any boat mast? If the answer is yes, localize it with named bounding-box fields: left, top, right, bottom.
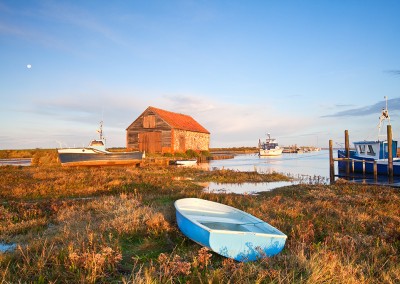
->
left=97, top=121, right=104, bottom=140
left=378, top=96, right=390, bottom=140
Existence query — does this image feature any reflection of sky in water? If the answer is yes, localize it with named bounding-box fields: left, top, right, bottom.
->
left=0, top=159, right=31, bottom=166
left=0, top=243, right=16, bottom=253
left=203, top=181, right=298, bottom=195
left=208, top=150, right=336, bottom=179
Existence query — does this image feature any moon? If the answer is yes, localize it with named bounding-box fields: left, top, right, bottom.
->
left=27, top=64, right=32, bottom=69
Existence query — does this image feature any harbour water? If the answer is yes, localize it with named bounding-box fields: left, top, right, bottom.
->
left=0, top=158, right=32, bottom=166
left=202, top=150, right=334, bottom=194
left=208, top=150, right=334, bottom=179
left=0, top=243, right=16, bottom=253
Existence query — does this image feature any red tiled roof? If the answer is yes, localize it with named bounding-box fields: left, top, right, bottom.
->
left=148, top=106, right=210, bottom=134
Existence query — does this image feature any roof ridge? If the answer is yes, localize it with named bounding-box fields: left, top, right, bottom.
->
left=148, top=106, right=209, bottom=134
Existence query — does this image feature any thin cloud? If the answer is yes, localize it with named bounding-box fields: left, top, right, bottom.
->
left=40, top=2, right=125, bottom=46
left=335, top=104, right=355, bottom=108
left=0, top=1, right=124, bottom=53
left=322, top=97, right=400, bottom=118
left=385, top=70, right=400, bottom=75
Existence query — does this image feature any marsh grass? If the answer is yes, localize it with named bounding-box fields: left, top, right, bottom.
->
left=0, top=154, right=399, bottom=283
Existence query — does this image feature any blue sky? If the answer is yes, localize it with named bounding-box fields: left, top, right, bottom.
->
left=1, top=1, right=400, bottom=149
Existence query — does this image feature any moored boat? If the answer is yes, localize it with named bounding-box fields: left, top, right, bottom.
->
left=175, top=159, right=197, bottom=166
left=174, top=198, right=287, bottom=262
left=57, top=121, right=144, bottom=166
left=337, top=97, right=400, bottom=175
left=258, top=133, right=283, bottom=156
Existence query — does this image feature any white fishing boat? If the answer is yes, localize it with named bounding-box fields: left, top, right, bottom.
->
left=258, top=133, right=283, bottom=156
left=57, top=121, right=144, bottom=166
left=175, top=198, right=287, bottom=262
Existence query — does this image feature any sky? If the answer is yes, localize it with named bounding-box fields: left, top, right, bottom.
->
left=1, top=0, right=400, bottom=150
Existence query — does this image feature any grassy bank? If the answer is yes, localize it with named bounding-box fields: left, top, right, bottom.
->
left=0, top=156, right=399, bottom=283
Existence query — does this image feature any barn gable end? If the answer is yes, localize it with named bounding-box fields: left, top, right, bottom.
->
left=126, top=106, right=210, bottom=153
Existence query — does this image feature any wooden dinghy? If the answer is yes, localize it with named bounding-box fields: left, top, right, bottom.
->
left=174, top=198, right=287, bottom=262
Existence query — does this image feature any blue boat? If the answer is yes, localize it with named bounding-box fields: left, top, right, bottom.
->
left=338, top=98, right=400, bottom=175
left=174, top=198, right=287, bottom=262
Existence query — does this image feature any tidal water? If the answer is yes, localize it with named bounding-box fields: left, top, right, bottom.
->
left=0, top=158, right=31, bottom=166
left=208, top=150, right=334, bottom=179
left=201, top=150, right=335, bottom=194
left=0, top=243, right=16, bottom=253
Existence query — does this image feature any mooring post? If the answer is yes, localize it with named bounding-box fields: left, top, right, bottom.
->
left=374, top=161, right=377, bottom=181
left=388, top=125, right=393, bottom=183
left=329, top=139, right=335, bottom=185
left=345, top=130, right=350, bottom=176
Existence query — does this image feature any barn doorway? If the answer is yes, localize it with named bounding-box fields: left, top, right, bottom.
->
left=139, top=132, right=162, bottom=153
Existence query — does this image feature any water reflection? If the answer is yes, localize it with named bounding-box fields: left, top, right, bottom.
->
left=0, top=243, right=16, bottom=253
left=0, top=159, right=31, bottom=166
left=202, top=181, right=298, bottom=195
left=207, top=151, right=334, bottom=179
left=337, top=170, right=400, bottom=186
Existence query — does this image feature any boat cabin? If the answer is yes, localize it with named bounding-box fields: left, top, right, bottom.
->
left=88, top=139, right=107, bottom=152
left=353, top=140, right=397, bottom=160
left=260, top=139, right=279, bottom=150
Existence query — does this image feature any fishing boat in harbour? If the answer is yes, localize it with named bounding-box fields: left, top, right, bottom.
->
left=57, top=121, right=144, bottom=166
left=337, top=97, right=400, bottom=176
left=258, top=133, right=283, bottom=156
left=174, top=198, right=287, bottom=262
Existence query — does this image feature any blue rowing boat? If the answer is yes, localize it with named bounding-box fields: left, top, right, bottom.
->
left=174, top=198, right=287, bottom=262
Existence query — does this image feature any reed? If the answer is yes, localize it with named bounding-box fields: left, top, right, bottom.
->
left=0, top=160, right=399, bottom=283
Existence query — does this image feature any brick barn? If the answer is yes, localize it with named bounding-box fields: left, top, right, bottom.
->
left=126, top=106, right=210, bottom=153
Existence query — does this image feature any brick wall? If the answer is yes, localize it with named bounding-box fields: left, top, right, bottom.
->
left=173, top=129, right=210, bottom=152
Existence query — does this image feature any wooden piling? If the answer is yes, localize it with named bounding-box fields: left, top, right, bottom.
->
left=329, top=139, right=334, bottom=184
left=388, top=125, right=393, bottom=183
left=362, top=160, right=365, bottom=175
left=373, top=161, right=377, bottom=181
left=345, top=130, right=350, bottom=175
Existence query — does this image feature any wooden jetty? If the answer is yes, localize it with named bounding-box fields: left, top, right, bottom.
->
left=329, top=125, right=394, bottom=185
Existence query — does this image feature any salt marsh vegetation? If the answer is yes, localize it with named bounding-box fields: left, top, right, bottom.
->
left=0, top=150, right=399, bottom=283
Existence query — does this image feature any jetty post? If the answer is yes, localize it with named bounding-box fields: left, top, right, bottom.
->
left=345, top=130, right=350, bottom=175
left=387, top=125, right=393, bottom=183
left=329, top=139, right=335, bottom=185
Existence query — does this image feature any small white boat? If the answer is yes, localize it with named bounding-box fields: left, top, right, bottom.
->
left=174, top=198, right=287, bottom=262
left=258, top=133, right=283, bottom=156
left=58, top=121, right=144, bottom=166
left=175, top=159, right=197, bottom=166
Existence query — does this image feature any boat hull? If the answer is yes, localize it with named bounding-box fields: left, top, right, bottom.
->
left=337, top=150, right=400, bottom=176
left=58, top=151, right=143, bottom=166
left=259, top=148, right=283, bottom=156
left=174, top=198, right=287, bottom=262
left=175, top=159, right=197, bottom=166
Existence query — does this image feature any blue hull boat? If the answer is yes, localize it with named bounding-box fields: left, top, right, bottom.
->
left=337, top=98, right=400, bottom=176
left=338, top=145, right=400, bottom=176
left=174, top=198, right=287, bottom=262
left=57, top=121, right=144, bottom=166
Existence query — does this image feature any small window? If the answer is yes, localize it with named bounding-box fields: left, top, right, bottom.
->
left=143, top=115, right=156, bottom=128
left=359, top=145, right=365, bottom=154
left=367, top=145, right=375, bottom=156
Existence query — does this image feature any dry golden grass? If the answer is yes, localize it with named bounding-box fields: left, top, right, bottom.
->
left=0, top=161, right=399, bottom=283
